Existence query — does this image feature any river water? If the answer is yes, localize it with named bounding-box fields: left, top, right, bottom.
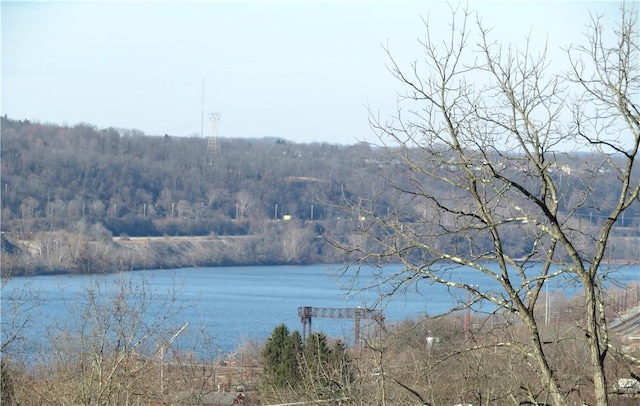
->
left=2, top=263, right=638, bottom=359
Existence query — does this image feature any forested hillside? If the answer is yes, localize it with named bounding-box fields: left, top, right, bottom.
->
left=1, top=116, right=638, bottom=274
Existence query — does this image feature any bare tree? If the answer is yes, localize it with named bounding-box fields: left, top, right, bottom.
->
left=338, top=4, right=639, bottom=406
left=29, top=272, right=191, bottom=405
left=1, top=256, right=42, bottom=406
left=235, top=190, right=254, bottom=220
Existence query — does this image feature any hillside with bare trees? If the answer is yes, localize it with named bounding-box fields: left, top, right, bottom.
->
left=1, top=115, right=639, bottom=275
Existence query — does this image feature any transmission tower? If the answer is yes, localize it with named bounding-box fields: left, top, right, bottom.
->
left=207, top=111, right=220, bottom=166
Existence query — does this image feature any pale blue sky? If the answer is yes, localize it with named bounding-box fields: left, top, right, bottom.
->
left=1, top=1, right=624, bottom=144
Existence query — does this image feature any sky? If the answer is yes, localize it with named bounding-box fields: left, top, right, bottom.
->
left=1, top=1, right=626, bottom=145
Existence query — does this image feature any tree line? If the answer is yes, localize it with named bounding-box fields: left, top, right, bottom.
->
left=1, top=114, right=638, bottom=274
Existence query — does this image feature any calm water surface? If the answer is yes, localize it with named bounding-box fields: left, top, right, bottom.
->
left=3, top=263, right=638, bottom=357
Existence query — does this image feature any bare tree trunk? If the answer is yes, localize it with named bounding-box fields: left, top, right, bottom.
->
left=335, top=3, right=639, bottom=405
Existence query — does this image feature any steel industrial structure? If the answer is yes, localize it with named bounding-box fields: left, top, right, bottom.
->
left=297, top=306, right=384, bottom=349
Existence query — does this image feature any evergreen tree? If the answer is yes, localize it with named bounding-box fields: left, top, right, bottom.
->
left=301, top=333, right=353, bottom=400
left=330, top=339, right=353, bottom=386
left=289, top=329, right=303, bottom=357
left=260, top=324, right=300, bottom=389
left=303, top=332, right=331, bottom=370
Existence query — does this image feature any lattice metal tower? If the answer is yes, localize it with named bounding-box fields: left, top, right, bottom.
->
left=207, top=111, right=220, bottom=166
